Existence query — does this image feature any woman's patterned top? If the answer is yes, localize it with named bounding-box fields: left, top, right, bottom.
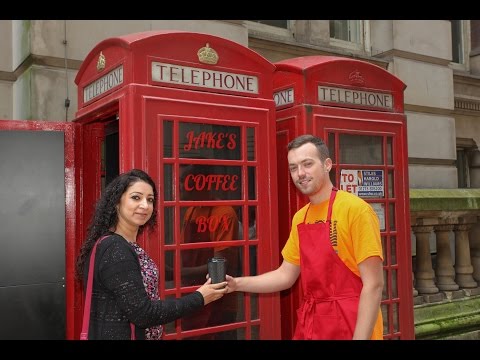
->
left=130, top=242, right=163, bottom=340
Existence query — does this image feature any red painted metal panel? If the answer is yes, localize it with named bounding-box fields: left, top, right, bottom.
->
left=0, top=119, right=78, bottom=339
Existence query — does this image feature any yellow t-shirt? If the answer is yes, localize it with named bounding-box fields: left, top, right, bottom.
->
left=281, top=190, right=384, bottom=340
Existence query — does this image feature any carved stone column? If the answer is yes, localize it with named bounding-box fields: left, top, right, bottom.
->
left=413, top=225, right=438, bottom=294
left=454, top=223, right=478, bottom=288
left=434, top=224, right=459, bottom=290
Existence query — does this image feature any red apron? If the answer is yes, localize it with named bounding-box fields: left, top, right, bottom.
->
left=293, top=188, right=363, bottom=340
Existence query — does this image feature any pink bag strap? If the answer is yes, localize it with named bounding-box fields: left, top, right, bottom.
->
left=80, top=235, right=136, bottom=340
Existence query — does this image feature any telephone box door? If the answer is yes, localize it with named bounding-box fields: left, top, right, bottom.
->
left=316, top=112, right=413, bottom=340
left=141, top=97, right=278, bottom=340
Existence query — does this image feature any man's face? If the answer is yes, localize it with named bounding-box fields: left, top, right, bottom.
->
left=287, top=142, right=331, bottom=197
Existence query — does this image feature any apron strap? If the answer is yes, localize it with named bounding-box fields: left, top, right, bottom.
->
left=326, top=187, right=338, bottom=222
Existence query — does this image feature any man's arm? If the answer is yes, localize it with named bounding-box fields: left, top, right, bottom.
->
left=353, top=256, right=384, bottom=340
left=226, top=260, right=300, bottom=294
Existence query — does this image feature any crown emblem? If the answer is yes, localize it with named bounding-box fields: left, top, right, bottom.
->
left=348, top=69, right=365, bottom=86
left=197, top=43, right=219, bottom=65
left=96, top=51, right=106, bottom=71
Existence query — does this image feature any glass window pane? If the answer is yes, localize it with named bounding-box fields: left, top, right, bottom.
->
left=248, top=206, right=257, bottom=240
left=182, top=291, right=243, bottom=338
left=393, top=302, right=399, bottom=333
left=339, top=134, right=383, bottom=165
left=456, top=149, right=469, bottom=188
left=381, top=236, right=387, bottom=265
left=179, top=122, right=241, bottom=160
left=389, top=203, right=396, bottom=231
left=330, top=20, right=360, bottom=43
left=251, top=20, right=288, bottom=28
left=387, top=136, right=393, bottom=165
left=328, top=132, right=336, bottom=163
left=164, top=206, right=174, bottom=245
left=382, top=268, right=389, bottom=300
left=104, top=120, right=119, bottom=187
left=163, top=120, right=173, bottom=158
left=181, top=246, right=242, bottom=285
left=249, top=245, right=257, bottom=276
left=381, top=302, right=389, bottom=335
left=451, top=20, right=463, bottom=63
left=180, top=164, right=242, bottom=201
left=388, top=170, right=394, bottom=198
left=248, top=166, right=256, bottom=200
left=391, top=236, right=397, bottom=265
left=372, top=203, right=386, bottom=232
left=247, top=127, right=255, bottom=161
left=164, top=164, right=173, bottom=201
left=181, top=273, right=243, bottom=338
left=330, top=170, right=337, bottom=185
left=181, top=205, right=242, bottom=243
left=392, top=269, right=398, bottom=299
left=165, top=250, right=175, bottom=289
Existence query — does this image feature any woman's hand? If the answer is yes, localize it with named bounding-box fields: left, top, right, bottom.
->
left=196, top=278, right=228, bottom=305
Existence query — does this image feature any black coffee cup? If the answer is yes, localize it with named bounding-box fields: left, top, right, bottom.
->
left=207, top=257, right=227, bottom=284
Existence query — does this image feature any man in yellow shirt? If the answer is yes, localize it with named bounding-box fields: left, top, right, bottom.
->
left=225, top=134, right=384, bottom=340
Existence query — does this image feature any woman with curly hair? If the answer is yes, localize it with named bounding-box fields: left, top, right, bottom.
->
left=76, top=168, right=227, bottom=340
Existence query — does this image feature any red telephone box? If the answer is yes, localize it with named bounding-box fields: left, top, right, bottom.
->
left=71, top=31, right=279, bottom=340
left=273, top=56, right=414, bottom=339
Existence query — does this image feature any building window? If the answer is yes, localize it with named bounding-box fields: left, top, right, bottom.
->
left=330, top=20, right=361, bottom=43
left=456, top=138, right=477, bottom=188
left=457, top=148, right=470, bottom=188
left=329, top=20, right=369, bottom=54
left=250, top=20, right=288, bottom=29
left=451, top=20, right=464, bottom=64
left=246, top=20, right=295, bottom=42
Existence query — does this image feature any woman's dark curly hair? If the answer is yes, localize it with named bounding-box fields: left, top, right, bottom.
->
left=75, top=169, right=158, bottom=279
